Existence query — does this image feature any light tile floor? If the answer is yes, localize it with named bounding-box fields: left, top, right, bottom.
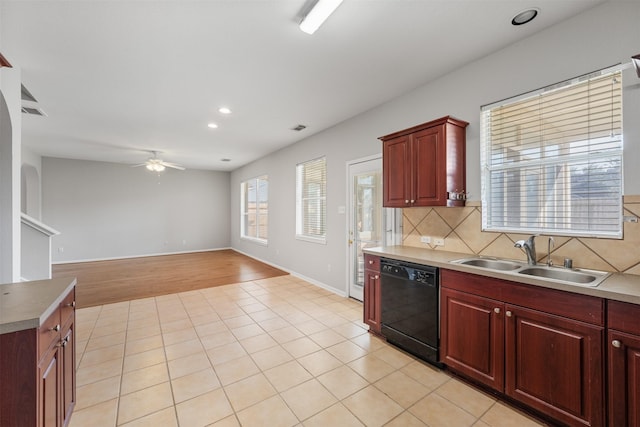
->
left=70, top=275, right=548, bottom=427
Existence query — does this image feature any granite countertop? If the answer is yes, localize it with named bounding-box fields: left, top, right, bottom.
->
left=364, top=245, right=640, bottom=305
left=0, top=277, right=77, bottom=334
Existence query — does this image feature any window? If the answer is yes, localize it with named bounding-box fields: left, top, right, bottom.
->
left=296, top=157, right=327, bottom=243
left=241, top=175, right=268, bottom=243
left=481, top=67, right=623, bottom=238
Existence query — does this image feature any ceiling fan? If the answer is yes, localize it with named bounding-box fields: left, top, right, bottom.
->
left=132, top=151, right=185, bottom=172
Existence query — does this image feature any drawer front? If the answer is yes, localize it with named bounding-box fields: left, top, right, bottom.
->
left=60, top=288, right=76, bottom=327
left=608, top=300, right=640, bottom=335
left=39, top=308, right=61, bottom=360
left=364, top=254, right=380, bottom=272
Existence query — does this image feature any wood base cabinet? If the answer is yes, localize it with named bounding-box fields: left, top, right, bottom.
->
left=441, top=270, right=604, bottom=427
left=608, top=300, right=640, bottom=427
left=0, top=286, right=76, bottom=427
left=380, top=116, right=468, bottom=208
left=363, top=254, right=381, bottom=335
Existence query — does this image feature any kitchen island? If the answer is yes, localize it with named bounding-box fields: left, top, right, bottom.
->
left=0, top=277, right=77, bottom=427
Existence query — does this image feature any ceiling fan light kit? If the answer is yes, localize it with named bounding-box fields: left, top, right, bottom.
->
left=132, top=151, right=185, bottom=172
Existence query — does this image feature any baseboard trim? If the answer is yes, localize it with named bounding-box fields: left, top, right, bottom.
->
left=231, top=248, right=347, bottom=298
left=52, top=247, right=232, bottom=265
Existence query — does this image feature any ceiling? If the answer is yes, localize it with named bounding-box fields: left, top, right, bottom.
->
left=0, top=0, right=605, bottom=172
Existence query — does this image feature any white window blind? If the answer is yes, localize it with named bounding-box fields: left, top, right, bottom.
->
left=296, top=157, right=327, bottom=243
left=481, top=67, right=623, bottom=238
left=241, top=175, right=268, bottom=243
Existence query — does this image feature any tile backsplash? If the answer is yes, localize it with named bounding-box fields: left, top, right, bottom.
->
left=401, top=196, right=640, bottom=275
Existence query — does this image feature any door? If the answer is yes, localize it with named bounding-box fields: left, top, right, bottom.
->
left=382, top=135, right=411, bottom=207
left=505, top=305, right=604, bottom=427
left=348, top=156, right=384, bottom=301
left=440, top=287, right=505, bottom=390
left=608, top=330, right=640, bottom=427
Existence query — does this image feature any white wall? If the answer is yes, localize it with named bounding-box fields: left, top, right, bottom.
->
left=0, top=64, right=22, bottom=282
left=230, top=1, right=640, bottom=295
left=43, top=157, right=231, bottom=262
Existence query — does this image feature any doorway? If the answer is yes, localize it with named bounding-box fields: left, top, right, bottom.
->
left=347, top=156, right=398, bottom=301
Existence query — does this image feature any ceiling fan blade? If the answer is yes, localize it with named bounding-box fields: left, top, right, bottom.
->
left=162, top=162, right=186, bottom=170
left=131, top=163, right=147, bottom=168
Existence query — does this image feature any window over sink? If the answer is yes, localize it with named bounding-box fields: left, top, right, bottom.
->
left=480, top=66, right=623, bottom=238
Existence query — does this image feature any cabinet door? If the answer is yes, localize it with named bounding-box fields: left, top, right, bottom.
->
left=412, top=125, right=445, bottom=206
left=608, top=330, right=640, bottom=427
left=39, top=346, right=60, bottom=427
left=382, top=135, right=411, bottom=207
left=440, top=288, right=504, bottom=390
left=364, top=269, right=381, bottom=334
left=60, top=325, right=75, bottom=427
left=505, top=305, right=604, bottom=427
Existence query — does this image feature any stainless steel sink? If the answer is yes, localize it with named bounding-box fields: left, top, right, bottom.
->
left=450, top=257, right=610, bottom=287
left=518, top=267, right=609, bottom=287
left=453, top=258, right=523, bottom=271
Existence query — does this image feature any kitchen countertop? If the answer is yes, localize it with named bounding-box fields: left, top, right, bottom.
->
left=0, top=276, right=77, bottom=334
left=364, top=246, right=640, bottom=305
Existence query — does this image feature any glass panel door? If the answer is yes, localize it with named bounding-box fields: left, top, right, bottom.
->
left=348, top=157, right=383, bottom=301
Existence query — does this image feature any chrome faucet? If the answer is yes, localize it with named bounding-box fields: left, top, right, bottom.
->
left=547, top=237, right=555, bottom=267
left=514, top=235, right=537, bottom=265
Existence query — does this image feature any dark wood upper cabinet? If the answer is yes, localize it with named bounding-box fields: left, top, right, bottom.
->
left=379, top=116, right=468, bottom=208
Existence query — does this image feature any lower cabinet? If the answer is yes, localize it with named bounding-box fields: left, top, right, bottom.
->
left=441, top=269, right=604, bottom=427
left=0, top=286, right=76, bottom=427
left=607, top=300, right=640, bottom=427
left=363, top=254, right=381, bottom=335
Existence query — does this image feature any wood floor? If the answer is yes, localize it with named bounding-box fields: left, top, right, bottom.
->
left=52, top=250, right=288, bottom=308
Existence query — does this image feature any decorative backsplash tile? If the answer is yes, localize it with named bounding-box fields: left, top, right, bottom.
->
left=401, top=197, right=640, bottom=274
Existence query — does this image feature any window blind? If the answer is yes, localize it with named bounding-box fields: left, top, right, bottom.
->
left=480, top=67, right=623, bottom=238
left=241, top=175, right=268, bottom=243
left=296, top=157, right=327, bottom=242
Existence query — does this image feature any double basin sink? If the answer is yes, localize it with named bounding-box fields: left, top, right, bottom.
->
left=450, top=257, right=610, bottom=287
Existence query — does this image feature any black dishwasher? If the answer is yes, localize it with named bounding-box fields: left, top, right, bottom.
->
left=380, top=258, right=441, bottom=367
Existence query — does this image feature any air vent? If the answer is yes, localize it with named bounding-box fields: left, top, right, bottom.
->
left=21, top=84, right=38, bottom=102
left=21, top=107, right=47, bottom=116
left=291, top=124, right=307, bottom=131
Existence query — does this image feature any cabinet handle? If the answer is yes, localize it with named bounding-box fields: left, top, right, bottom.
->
left=368, top=260, right=374, bottom=265
left=494, top=308, right=500, bottom=314
left=410, top=199, right=415, bottom=203
left=612, top=340, right=621, bottom=348
left=66, top=301, right=76, bottom=308
left=51, top=324, right=61, bottom=332
left=506, top=311, right=512, bottom=317
left=374, top=275, right=379, bottom=280
left=405, top=200, right=409, bottom=204
left=58, top=337, right=69, bottom=348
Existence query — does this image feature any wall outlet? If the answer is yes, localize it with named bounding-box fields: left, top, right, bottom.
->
left=434, top=237, right=445, bottom=246
left=58, top=247, right=64, bottom=253
left=420, top=236, right=431, bottom=244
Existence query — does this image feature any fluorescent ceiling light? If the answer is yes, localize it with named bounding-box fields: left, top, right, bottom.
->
left=218, top=107, right=232, bottom=114
left=299, top=0, right=344, bottom=35
left=208, top=123, right=218, bottom=129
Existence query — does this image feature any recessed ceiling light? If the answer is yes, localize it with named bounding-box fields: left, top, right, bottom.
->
left=208, top=123, right=218, bottom=129
left=511, top=8, right=539, bottom=26
left=218, top=107, right=232, bottom=114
